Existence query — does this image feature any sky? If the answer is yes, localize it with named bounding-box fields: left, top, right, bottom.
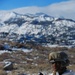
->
left=0, top=0, right=68, bottom=10
left=0, top=0, right=75, bottom=20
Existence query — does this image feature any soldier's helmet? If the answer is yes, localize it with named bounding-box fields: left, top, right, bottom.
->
left=49, top=51, right=70, bottom=66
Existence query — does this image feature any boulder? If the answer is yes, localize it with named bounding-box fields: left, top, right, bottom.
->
left=3, top=61, right=13, bottom=70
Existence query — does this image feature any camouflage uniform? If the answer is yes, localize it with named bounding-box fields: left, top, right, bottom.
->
left=48, top=70, right=75, bottom=75
left=48, top=52, right=75, bottom=75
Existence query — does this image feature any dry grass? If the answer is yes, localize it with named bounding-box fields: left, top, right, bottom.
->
left=0, top=70, right=7, bottom=75
left=0, top=41, right=75, bottom=74
left=67, top=65, right=75, bottom=71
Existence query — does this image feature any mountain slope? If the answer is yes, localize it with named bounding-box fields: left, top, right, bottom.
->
left=0, top=11, right=75, bottom=46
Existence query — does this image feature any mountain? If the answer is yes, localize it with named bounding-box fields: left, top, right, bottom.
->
left=0, top=11, right=75, bottom=46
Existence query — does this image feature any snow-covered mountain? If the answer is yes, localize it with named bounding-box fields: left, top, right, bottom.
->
left=0, top=11, right=75, bottom=46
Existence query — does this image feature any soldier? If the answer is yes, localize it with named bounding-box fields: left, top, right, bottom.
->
left=48, top=51, right=75, bottom=75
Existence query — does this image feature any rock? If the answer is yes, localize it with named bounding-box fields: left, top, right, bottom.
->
left=3, top=61, right=13, bottom=70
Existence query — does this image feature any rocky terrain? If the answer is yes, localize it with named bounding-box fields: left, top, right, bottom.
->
left=0, top=41, right=75, bottom=75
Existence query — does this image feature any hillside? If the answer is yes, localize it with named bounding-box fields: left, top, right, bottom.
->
left=0, top=12, right=75, bottom=47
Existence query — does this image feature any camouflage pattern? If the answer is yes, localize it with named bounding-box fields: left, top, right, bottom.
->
left=48, top=70, right=75, bottom=75
left=49, top=51, right=69, bottom=66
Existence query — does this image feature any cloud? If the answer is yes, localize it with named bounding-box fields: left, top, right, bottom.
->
left=43, top=0, right=75, bottom=20
left=13, top=0, right=75, bottom=20
left=13, top=6, right=41, bottom=14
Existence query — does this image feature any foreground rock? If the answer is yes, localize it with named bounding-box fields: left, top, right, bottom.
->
left=3, top=61, right=13, bottom=70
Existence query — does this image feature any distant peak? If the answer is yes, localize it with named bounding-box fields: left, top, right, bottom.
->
left=35, top=12, right=46, bottom=15
left=35, top=12, right=48, bottom=16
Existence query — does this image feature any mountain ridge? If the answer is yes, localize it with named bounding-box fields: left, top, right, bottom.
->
left=0, top=11, right=75, bottom=46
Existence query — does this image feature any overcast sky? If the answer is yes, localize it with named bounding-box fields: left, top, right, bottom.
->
left=0, top=0, right=75, bottom=20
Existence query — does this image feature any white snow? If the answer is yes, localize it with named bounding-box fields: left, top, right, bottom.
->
left=12, top=48, right=33, bottom=52
left=0, top=50, right=11, bottom=55
left=0, top=11, right=75, bottom=47
left=0, top=48, right=32, bottom=55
